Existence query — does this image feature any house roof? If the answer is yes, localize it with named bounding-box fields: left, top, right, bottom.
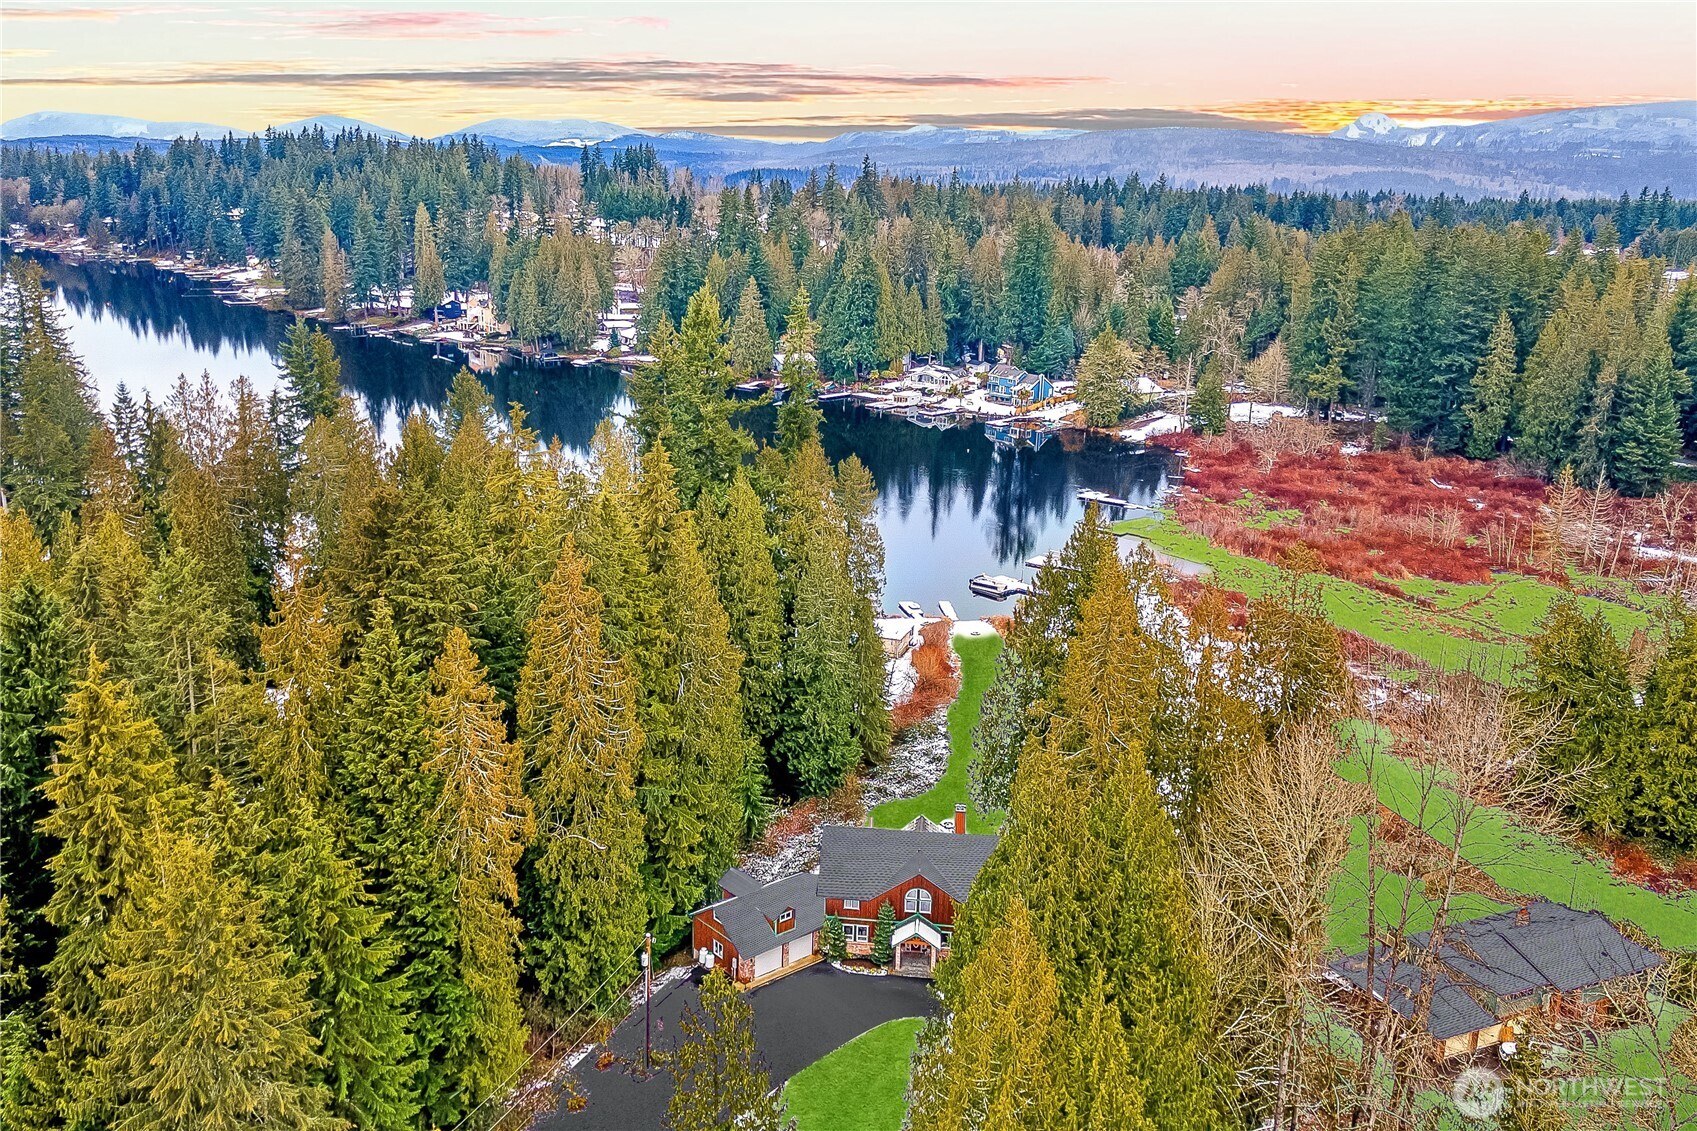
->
left=703, top=869, right=826, bottom=958
left=816, top=825, right=998, bottom=902
left=718, top=867, right=763, bottom=899
left=1328, top=902, right=1662, bottom=1040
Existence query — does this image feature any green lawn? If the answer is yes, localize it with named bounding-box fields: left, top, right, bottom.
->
left=1111, top=516, right=1658, bottom=676
left=783, top=1017, right=924, bottom=1131
left=872, top=631, right=1003, bottom=833
left=1333, top=728, right=1697, bottom=951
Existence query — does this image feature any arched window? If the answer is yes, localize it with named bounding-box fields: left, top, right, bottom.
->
left=904, top=888, right=933, bottom=916
left=904, top=889, right=918, bottom=913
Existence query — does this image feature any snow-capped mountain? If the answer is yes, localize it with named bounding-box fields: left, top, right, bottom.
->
left=1329, top=101, right=1694, bottom=151
left=442, top=118, right=640, bottom=146
left=1, top=111, right=236, bottom=141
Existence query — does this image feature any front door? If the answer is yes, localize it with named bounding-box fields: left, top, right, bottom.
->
left=898, top=941, right=933, bottom=975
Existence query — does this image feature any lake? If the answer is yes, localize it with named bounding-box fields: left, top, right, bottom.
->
left=12, top=250, right=1177, bottom=617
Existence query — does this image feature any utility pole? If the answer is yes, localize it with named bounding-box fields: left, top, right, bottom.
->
left=642, top=932, right=653, bottom=1074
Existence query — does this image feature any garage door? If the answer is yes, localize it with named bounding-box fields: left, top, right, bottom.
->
left=752, top=946, right=784, bottom=978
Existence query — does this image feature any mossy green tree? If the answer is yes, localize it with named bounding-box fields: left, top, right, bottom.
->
left=870, top=900, right=897, bottom=966
left=664, top=969, right=788, bottom=1131
left=729, top=276, right=773, bottom=378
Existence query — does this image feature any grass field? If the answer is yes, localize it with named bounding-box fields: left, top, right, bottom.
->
left=782, top=1017, right=924, bottom=1131
left=1331, top=729, right=1697, bottom=951
left=872, top=631, right=1003, bottom=833
left=1112, top=516, right=1658, bottom=675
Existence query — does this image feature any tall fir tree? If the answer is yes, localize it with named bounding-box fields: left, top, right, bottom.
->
left=96, top=828, right=338, bottom=1131
left=1463, top=310, right=1520, bottom=458
left=664, top=970, right=789, bottom=1131
left=728, top=276, right=773, bottom=378
left=411, top=202, right=446, bottom=316
left=425, top=628, right=531, bottom=1099
left=516, top=543, right=647, bottom=1012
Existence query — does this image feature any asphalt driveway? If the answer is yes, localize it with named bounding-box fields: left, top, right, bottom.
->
left=535, top=965, right=936, bottom=1131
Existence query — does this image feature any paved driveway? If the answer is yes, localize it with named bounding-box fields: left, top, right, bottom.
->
left=534, top=965, right=936, bottom=1131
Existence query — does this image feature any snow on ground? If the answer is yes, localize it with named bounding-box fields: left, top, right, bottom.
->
left=1023, top=399, right=1081, bottom=423
left=952, top=619, right=995, bottom=638
left=1120, top=412, right=1187, bottom=442
left=1228, top=402, right=1305, bottom=424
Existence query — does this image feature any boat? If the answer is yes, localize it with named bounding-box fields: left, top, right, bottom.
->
left=897, top=601, right=926, bottom=620
left=1024, top=552, right=1054, bottom=570
left=1077, top=488, right=1131, bottom=508
left=968, top=574, right=1033, bottom=600
left=938, top=600, right=958, bottom=620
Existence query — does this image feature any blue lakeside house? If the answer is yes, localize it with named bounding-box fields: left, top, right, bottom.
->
left=985, top=363, right=1053, bottom=406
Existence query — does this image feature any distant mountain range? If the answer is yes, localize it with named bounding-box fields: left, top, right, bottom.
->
left=5, top=102, right=1693, bottom=199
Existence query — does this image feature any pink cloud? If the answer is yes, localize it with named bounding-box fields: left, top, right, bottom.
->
left=296, top=10, right=581, bottom=40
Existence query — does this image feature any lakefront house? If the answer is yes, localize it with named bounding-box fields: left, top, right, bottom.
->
left=1326, top=901, right=1663, bottom=1061
left=691, top=808, right=998, bottom=984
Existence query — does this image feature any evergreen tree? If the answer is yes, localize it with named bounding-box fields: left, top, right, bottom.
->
left=411, top=202, right=446, bottom=316
left=334, top=602, right=469, bottom=1125
left=319, top=228, right=348, bottom=322
left=871, top=900, right=897, bottom=966
left=0, top=262, right=99, bottom=524
left=1641, top=614, right=1697, bottom=849
left=350, top=195, right=382, bottom=312
left=775, top=286, right=823, bottom=453
left=907, top=899, right=1069, bottom=1130
left=1076, top=329, right=1139, bottom=426
left=1607, top=306, right=1686, bottom=497
left=1463, top=310, right=1519, bottom=458
left=96, top=828, right=337, bottom=1131
left=1189, top=358, right=1228, bottom=435
left=967, top=643, right=1030, bottom=815
left=665, top=969, right=789, bottom=1131
left=278, top=317, right=342, bottom=432
left=819, top=915, right=847, bottom=963
left=516, top=544, right=647, bottom=1012
left=425, top=628, right=531, bottom=1100
left=728, top=276, right=773, bottom=377
left=38, top=653, right=184, bottom=1123
left=0, top=573, right=74, bottom=996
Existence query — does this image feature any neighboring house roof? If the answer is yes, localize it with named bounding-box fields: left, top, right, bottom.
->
left=1328, top=902, right=1662, bottom=1041
left=718, top=867, right=763, bottom=899
left=816, top=826, right=999, bottom=902
left=987, top=363, right=1026, bottom=383
left=703, top=869, right=826, bottom=958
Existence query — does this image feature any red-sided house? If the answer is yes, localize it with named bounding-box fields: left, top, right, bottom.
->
left=817, top=810, right=997, bottom=976
left=691, top=807, right=998, bottom=983
left=691, top=868, right=824, bottom=985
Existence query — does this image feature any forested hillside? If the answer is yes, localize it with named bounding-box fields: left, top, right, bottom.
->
left=0, top=259, right=886, bottom=1128
left=6, top=130, right=1696, bottom=494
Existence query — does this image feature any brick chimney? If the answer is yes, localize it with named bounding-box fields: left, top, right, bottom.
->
left=953, top=805, right=966, bottom=835
left=1515, top=904, right=1531, bottom=927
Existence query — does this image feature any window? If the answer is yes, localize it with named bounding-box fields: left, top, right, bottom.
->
left=842, top=899, right=860, bottom=911
left=777, top=909, right=794, bottom=930
left=712, top=939, right=724, bottom=959
left=846, top=923, right=870, bottom=944
left=904, top=888, right=933, bottom=916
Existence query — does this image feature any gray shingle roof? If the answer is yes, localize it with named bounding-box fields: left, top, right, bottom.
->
left=704, top=869, right=825, bottom=958
left=718, top=868, right=762, bottom=899
left=1328, top=901, right=1662, bottom=1041
left=816, top=826, right=999, bottom=902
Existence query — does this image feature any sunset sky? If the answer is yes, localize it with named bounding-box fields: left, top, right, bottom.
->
left=2, top=1, right=1692, bottom=139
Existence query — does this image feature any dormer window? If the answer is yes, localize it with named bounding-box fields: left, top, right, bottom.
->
left=777, top=908, right=794, bottom=931
left=904, top=889, right=933, bottom=916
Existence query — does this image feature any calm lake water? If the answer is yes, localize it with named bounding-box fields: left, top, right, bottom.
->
left=14, top=250, right=1176, bottom=617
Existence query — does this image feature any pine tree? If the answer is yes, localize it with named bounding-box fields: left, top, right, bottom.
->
left=38, top=652, right=184, bottom=1122
left=775, top=285, right=824, bottom=453
left=425, top=628, right=531, bottom=1097
left=278, top=317, right=342, bottom=431
left=0, top=572, right=74, bottom=998
left=871, top=900, right=897, bottom=966
left=412, top=202, right=446, bottom=317
left=729, top=276, right=773, bottom=377
left=60, top=509, right=150, bottom=671
left=819, top=915, right=847, bottom=962
left=516, top=543, right=647, bottom=1012
left=350, top=195, right=382, bottom=312
left=1642, top=614, right=1697, bottom=849
left=0, top=262, right=99, bottom=524
left=97, top=827, right=337, bottom=1131
left=334, top=602, right=468, bottom=1124
left=907, top=899, right=1067, bottom=1130
left=1076, top=329, right=1138, bottom=426
left=249, top=799, right=417, bottom=1131
left=319, top=228, right=348, bottom=322
left=1189, top=358, right=1228, bottom=434
left=128, top=544, right=237, bottom=770
left=1463, top=310, right=1519, bottom=458
left=1607, top=306, right=1685, bottom=497
left=665, top=969, right=789, bottom=1131
left=774, top=512, right=859, bottom=796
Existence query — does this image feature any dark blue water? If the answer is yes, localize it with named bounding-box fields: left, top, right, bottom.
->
left=16, top=251, right=1175, bottom=617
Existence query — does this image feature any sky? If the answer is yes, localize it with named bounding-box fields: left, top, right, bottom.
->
left=2, top=1, right=1693, bottom=139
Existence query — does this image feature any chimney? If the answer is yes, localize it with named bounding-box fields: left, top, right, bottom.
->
left=954, top=805, right=966, bottom=835
left=1515, top=904, right=1531, bottom=927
